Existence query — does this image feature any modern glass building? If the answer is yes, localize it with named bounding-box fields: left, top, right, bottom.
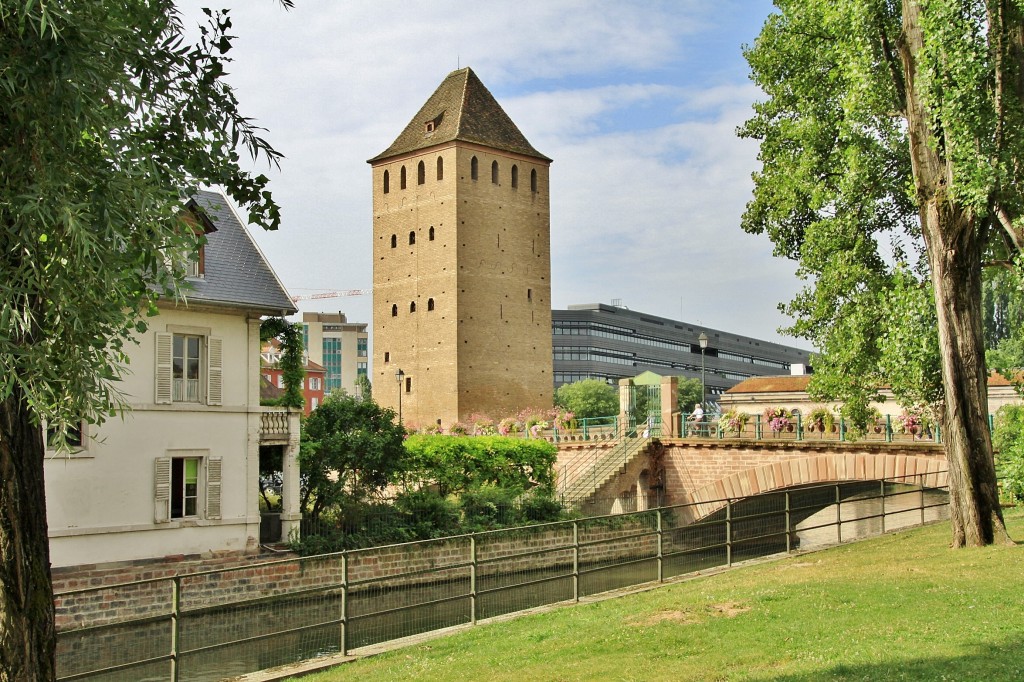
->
left=552, top=303, right=812, bottom=400
left=301, top=312, right=369, bottom=397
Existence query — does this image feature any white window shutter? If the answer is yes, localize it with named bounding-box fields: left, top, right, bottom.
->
left=206, top=456, right=222, bottom=520
left=207, top=336, right=223, bottom=406
left=155, top=333, right=173, bottom=404
left=154, top=457, right=171, bottom=523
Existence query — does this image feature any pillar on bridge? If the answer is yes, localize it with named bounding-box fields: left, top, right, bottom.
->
left=618, top=378, right=632, bottom=435
left=661, top=375, right=678, bottom=438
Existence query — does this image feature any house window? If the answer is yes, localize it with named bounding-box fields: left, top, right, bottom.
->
left=511, top=164, right=518, bottom=188
left=427, top=298, right=435, bottom=311
left=417, top=161, right=425, bottom=185
left=400, top=166, right=407, bottom=189
left=471, top=156, right=478, bottom=180
left=186, top=243, right=205, bottom=278
left=277, top=374, right=284, bottom=388
left=311, top=397, right=319, bottom=410
left=173, top=334, right=202, bottom=402
left=425, top=121, right=435, bottom=133
left=531, top=169, right=538, bottom=192
left=409, top=231, right=416, bottom=245
left=491, top=160, right=499, bottom=184
left=391, top=234, right=397, bottom=248
left=46, top=420, right=84, bottom=452
left=437, top=156, right=443, bottom=181
left=172, top=457, right=200, bottom=518
left=155, top=454, right=221, bottom=522
left=383, top=170, right=390, bottom=194
left=156, top=331, right=222, bottom=406
left=309, top=377, right=322, bottom=391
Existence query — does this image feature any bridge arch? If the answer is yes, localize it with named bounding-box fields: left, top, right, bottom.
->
left=679, top=452, right=948, bottom=523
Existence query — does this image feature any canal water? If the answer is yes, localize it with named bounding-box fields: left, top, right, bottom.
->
left=59, top=485, right=948, bottom=682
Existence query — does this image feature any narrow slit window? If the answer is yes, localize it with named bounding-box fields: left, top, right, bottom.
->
left=409, top=231, right=416, bottom=245
left=427, top=298, right=435, bottom=311
left=491, top=160, right=499, bottom=184
left=410, top=301, right=416, bottom=313
left=391, top=234, right=397, bottom=248
left=417, top=160, right=425, bottom=185
left=400, top=166, right=407, bottom=189
left=511, top=165, right=518, bottom=188
left=530, top=169, right=538, bottom=192
left=471, top=156, right=478, bottom=180
left=391, top=304, right=398, bottom=317
left=429, top=226, right=435, bottom=240
left=437, top=156, right=443, bottom=181
left=383, top=170, right=390, bottom=194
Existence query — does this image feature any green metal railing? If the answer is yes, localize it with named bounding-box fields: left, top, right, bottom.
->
left=680, top=411, right=960, bottom=444
left=55, top=474, right=950, bottom=681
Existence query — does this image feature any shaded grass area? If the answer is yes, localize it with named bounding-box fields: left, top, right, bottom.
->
left=294, top=509, right=1024, bottom=681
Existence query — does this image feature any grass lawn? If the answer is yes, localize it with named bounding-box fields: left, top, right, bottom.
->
left=293, top=508, right=1024, bottom=681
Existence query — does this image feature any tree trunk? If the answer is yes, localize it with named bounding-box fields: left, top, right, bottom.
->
left=900, top=0, right=1011, bottom=547
left=0, top=389, right=56, bottom=681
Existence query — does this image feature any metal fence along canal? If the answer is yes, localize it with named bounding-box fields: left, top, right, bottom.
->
left=54, top=474, right=949, bottom=682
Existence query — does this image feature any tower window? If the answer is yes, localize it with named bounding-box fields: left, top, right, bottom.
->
left=437, top=156, right=443, bottom=181
left=527, top=288, right=532, bottom=301
left=405, top=377, right=412, bottom=393
left=391, top=234, right=397, bottom=248
left=491, top=160, right=499, bottom=184
left=384, top=352, right=390, bottom=363
left=429, top=226, right=435, bottom=241
left=531, top=169, right=538, bottom=192
left=400, top=166, right=407, bottom=189
left=471, top=156, right=478, bottom=180
left=391, top=304, right=398, bottom=317
left=427, top=298, right=435, bottom=311
left=410, top=301, right=416, bottom=313
left=409, top=231, right=416, bottom=245
left=383, top=170, right=390, bottom=194
left=511, top=165, right=518, bottom=188
left=417, top=160, right=425, bottom=185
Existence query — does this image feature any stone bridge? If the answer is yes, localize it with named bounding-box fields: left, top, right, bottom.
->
left=563, top=438, right=948, bottom=519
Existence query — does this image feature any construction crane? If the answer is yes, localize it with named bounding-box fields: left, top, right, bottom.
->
left=290, top=289, right=371, bottom=303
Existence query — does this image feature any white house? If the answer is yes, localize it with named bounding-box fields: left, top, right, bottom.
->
left=44, top=190, right=301, bottom=569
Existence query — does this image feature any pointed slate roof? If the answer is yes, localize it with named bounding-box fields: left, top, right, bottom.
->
left=369, top=68, right=551, bottom=163
left=181, top=190, right=297, bottom=315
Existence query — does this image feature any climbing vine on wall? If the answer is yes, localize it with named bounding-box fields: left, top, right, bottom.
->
left=261, top=317, right=305, bottom=409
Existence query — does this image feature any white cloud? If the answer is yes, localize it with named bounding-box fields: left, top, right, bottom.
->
left=173, top=0, right=802, bottom=347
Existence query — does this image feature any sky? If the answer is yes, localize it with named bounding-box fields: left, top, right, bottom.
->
left=176, top=0, right=807, bottom=349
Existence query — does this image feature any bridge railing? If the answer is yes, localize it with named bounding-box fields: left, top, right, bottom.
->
left=54, top=473, right=949, bottom=682
left=678, top=411, right=972, bottom=444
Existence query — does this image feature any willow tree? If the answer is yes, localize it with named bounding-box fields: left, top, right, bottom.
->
left=740, top=0, right=1024, bottom=547
left=0, top=2, right=286, bottom=678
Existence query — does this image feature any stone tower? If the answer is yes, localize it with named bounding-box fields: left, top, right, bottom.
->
left=369, top=68, right=553, bottom=429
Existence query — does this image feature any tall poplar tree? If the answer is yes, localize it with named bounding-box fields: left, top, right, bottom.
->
left=740, top=0, right=1024, bottom=547
left=0, top=2, right=287, bottom=678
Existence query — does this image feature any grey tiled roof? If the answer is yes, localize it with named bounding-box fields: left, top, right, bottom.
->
left=181, top=190, right=297, bottom=314
left=369, top=67, right=551, bottom=163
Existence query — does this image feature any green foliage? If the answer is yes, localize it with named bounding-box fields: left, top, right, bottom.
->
left=1, top=2, right=284, bottom=434
left=403, top=435, right=557, bottom=496
left=554, top=379, right=618, bottom=419
left=299, top=394, right=406, bottom=521
left=993, top=405, right=1024, bottom=501
left=260, top=318, right=305, bottom=409
left=739, top=2, right=1017, bottom=440
left=676, top=377, right=703, bottom=412
left=355, top=374, right=372, bottom=401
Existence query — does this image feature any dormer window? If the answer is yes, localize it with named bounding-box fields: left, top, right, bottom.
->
left=425, top=121, right=435, bottom=133
left=186, top=242, right=205, bottom=278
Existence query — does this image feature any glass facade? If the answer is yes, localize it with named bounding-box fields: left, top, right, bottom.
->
left=322, top=337, right=343, bottom=393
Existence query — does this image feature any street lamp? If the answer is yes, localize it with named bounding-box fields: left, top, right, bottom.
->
left=698, top=332, right=708, bottom=408
left=395, top=368, right=405, bottom=426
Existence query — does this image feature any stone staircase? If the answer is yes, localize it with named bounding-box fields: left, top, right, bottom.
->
left=558, top=436, right=655, bottom=508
